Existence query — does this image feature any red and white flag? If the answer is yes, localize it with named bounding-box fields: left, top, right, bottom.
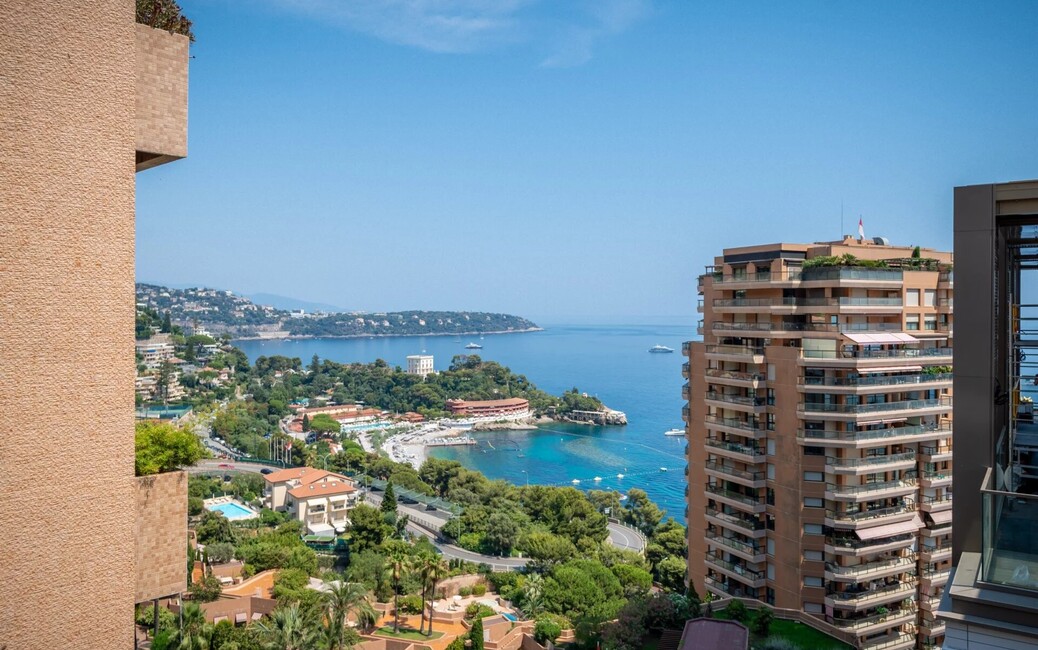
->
left=858, top=218, right=865, bottom=239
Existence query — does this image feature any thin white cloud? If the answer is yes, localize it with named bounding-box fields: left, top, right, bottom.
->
left=268, top=0, right=649, bottom=64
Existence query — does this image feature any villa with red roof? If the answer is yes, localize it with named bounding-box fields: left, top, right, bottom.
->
left=262, top=467, right=358, bottom=537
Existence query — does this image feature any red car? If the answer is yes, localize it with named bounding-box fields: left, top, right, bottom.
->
left=218, top=463, right=234, bottom=469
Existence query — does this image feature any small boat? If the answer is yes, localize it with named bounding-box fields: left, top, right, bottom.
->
left=664, top=428, right=684, bottom=436
left=660, top=467, right=668, bottom=472
left=593, top=476, right=602, bottom=482
left=648, top=344, right=674, bottom=353
left=465, top=342, right=483, bottom=349
left=616, top=473, right=625, bottom=479
left=571, top=479, right=581, bottom=485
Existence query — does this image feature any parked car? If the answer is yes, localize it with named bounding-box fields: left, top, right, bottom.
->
left=218, top=463, right=233, bottom=469
left=260, top=468, right=273, bottom=475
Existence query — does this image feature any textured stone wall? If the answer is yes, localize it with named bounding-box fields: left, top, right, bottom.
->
left=135, top=470, right=188, bottom=603
left=0, top=2, right=137, bottom=648
left=135, top=23, right=188, bottom=169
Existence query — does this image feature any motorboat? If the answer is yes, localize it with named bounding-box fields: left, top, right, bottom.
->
left=649, top=344, right=674, bottom=353
left=465, top=342, right=483, bottom=349
left=664, top=428, right=685, bottom=436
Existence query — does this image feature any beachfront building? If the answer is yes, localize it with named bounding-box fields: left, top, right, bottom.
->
left=937, top=180, right=1038, bottom=649
left=2, top=4, right=191, bottom=646
left=684, top=237, right=953, bottom=650
left=263, top=467, right=358, bottom=535
left=407, top=354, right=434, bottom=378
left=446, top=397, right=531, bottom=419
left=136, top=334, right=176, bottom=368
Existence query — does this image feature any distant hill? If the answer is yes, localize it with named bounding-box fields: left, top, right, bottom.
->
left=135, top=283, right=541, bottom=339
left=246, top=292, right=345, bottom=313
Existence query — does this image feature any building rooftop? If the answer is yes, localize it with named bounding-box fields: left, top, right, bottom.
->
left=677, top=618, right=748, bottom=650
left=288, top=477, right=356, bottom=499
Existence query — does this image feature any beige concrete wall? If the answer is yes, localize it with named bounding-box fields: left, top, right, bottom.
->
left=0, top=2, right=137, bottom=648
left=136, top=470, right=189, bottom=602
left=135, top=23, right=189, bottom=169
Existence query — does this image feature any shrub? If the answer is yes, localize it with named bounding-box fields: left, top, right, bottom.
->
left=399, top=594, right=424, bottom=614
left=534, top=614, right=564, bottom=645
left=726, top=598, right=748, bottom=623
left=206, top=542, right=235, bottom=564
left=459, top=586, right=473, bottom=597
left=751, top=605, right=774, bottom=637
left=136, top=0, right=195, bottom=41
left=472, top=583, right=487, bottom=596
left=465, top=603, right=495, bottom=621
left=757, top=639, right=797, bottom=650
left=188, top=574, right=222, bottom=602
left=135, top=421, right=207, bottom=476
left=188, top=496, right=204, bottom=517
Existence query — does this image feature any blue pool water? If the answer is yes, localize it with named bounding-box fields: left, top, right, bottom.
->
left=502, top=613, right=518, bottom=622
left=208, top=501, right=255, bottom=520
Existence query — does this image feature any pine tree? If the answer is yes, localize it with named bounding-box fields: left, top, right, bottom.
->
left=302, top=414, right=311, bottom=432
left=309, top=354, right=321, bottom=375
left=381, top=482, right=398, bottom=516
left=161, top=311, right=172, bottom=333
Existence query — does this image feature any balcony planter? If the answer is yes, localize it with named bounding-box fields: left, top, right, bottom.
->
left=135, top=23, right=189, bottom=171
left=135, top=469, right=188, bottom=603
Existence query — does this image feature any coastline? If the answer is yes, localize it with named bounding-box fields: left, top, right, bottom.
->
left=232, top=327, right=545, bottom=341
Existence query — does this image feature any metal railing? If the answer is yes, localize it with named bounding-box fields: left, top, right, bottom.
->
left=826, top=504, right=914, bottom=524
left=800, top=397, right=951, bottom=414
left=803, top=347, right=953, bottom=359
left=798, top=422, right=950, bottom=442
left=827, top=578, right=917, bottom=602
left=826, top=557, right=916, bottom=580
left=825, top=451, right=916, bottom=468
left=706, top=438, right=766, bottom=459
left=706, top=484, right=765, bottom=507
left=705, top=460, right=766, bottom=482
left=827, top=476, right=918, bottom=497
left=705, top=554, right=766, bottom=581
left=705, top=507, right=766, bottom=531
left=705, top=368, right=765, bottom=382
left=705, top=531, right=765, bottom=556
left=705, top=344, right=766, bottom=356
left=705, top=414, right=769, bottom=434
left=828, top=533, right=915, bottom=550
left=706, top=391, right=766, bottom=407
left=801, top=373, right=953, bottom=388
left=800, top=267, right=904, bottom=282
left=830, top=607, right=915, bottom=632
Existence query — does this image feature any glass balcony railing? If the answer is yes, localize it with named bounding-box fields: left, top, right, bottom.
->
left=705, top=531, right=765, bottom=557
left=705, top=344, right=766, bottom=357
left=798, top=422, right=951, bottom=442
left=705, top=554, right=766, bottom=582
left=705, top=414, right=769, bottom=434
left=826, top=452, right=916, bottom=469
left=800, top=267, right=904, bottom=282
left=800, top=397, right=951, bottom=415
left=706, top=391, right=766, bottom=407
left=706, top=484, right=766, bottom=508
left=801, top=373, right=953, bottom=388
left=827, top=476, right=918, bottom=497
left=705, top=438, right=766, bottom=460
left=825, top=556, right=916, bottom=581
left=803, top=347, right=953, bottom=360
left=830, top=607, right=916, bottom=633
left=705, top=368, right=765, bottom=383
left=705, top=460, right=767, bottom=482
left=827, top=533, right=915, bottom=551
left=981, top=467, right=1038, bottom=594
left=826, top=503, right=914, bottom=525
left=827, top=578, right=917, bottom=604
left=705, top=507, right=766, bottom=532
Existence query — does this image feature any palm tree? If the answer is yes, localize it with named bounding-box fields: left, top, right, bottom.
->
left=255, top=604, right=318, bottom=650
left=425, top=556, right=450, bottom=637
left=416, top=554, right=434, bottom=635
left=172, top=601, right=210, bottom=650
left=323, top=579, right=377, bottom=650
left=387, top=550, right=412, bottom=634
left=521, top=574, right=545, bottom=618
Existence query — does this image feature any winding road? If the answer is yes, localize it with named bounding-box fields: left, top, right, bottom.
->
left=192, top=459, right=647, bottom=570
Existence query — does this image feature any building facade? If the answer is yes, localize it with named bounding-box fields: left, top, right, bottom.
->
left=446, top=397, right=531, bottom=419
left=263, top=467, right=358, bottom=536
left=407, top=354, right=434, bottom=378
left=1, top=4, right=189, bottom=648
left=685, top=238, right=953, bottom=650
left=937, top=180, right=1038, bottom=649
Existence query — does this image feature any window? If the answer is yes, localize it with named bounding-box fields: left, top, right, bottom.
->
left=767, top=564, right=775, bottom=580
left=804, top=603, right=824, bottom=613
left=906, top=315, right=920, bottom=331
left=804, top=497, right=823, bottom=508
left=768, top=364, right=776, bottom=381
left=906, top=289, right=920, bottom=307
left=804, top=576, right=823, bottom=587
left=804, top=445, right=825, bottom=456
left=767, top=463, right=776, bottom=480
left=767, top=439, right=776, bottom=456
left=924, top=289, right=936, bottom=307
left=804, top=471, right=824, bottom=482
left=925, top=316, right=937, bottom=331
left=804, top=550, right=823, bottom=561
left=767, top=539, right=776, bottom=556
left=804, top=523, right=823, bottom=535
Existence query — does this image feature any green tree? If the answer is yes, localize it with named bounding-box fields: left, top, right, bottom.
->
left=388, top=549, right=409, bottom=633
left=254, top=604, right=318, bottom=650
left=611, top=563, right=653, bottom=597
left=162, top=311, right=173, bottom=333
left=655, top=555, right=688, bottom=593
left=206, top=542, right=235, bottom=564
left=484, top=513, right=520, bottom=556
left=425, top=556, right=450, bottom=636
left=624, top=488, right=664, bottom=534
left=380, top=482, right=398, bottom=518
left=726, top=598, right=748, bottom=623
left=301, top=414, right=310, bottom=432
left=189, top=574, right=223, bottom=603
left=534, top=614, right=564, bottom=646
left=347, top=504, right=391, bottom=553
left=469, top=616, right=485, bottom=650
left=323, top=579, right=376, bottom=649
left=544, top=559, right=625, bottom=622
left=171, top=601, right=210, bottom=650
left=135, top=420, right=207, bottom=476
left=309, top=414, right=340, bottom=436
left=195, top=511, right=235, bottom=545
left=751, top=605, right=774, bottom=636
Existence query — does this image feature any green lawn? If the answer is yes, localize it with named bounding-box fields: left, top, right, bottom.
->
left=374, top=626, right=444, bottom=641
left=713, top=609, right=852, bottom=650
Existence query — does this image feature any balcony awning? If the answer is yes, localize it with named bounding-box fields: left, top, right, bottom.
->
left=235, top=613, right=247, bottom=624
left=928, top=510, right=953, bottom=525
left=307, top=522, right=335, bottom=537
left=855, top=514, right=922, bottom=541
left=859, top=366, right=923, bottom=374
left=844, top=332, right=919, bottom=345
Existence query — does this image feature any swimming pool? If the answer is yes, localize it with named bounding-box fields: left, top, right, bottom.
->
left=502, top=613, right=518, bottom=622
left=207, top=501, right=256, bottom=520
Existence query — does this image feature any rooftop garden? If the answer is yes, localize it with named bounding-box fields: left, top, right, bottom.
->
left=134, top=420, right=207, bottom=476
left=136, top=0, right=194, bottom=41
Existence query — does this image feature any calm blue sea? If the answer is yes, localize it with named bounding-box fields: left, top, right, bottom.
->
left=235, top=322, right=696, bottom=524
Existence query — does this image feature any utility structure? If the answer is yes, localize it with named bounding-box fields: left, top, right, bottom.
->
left=684, top=237, right=953, bottom=650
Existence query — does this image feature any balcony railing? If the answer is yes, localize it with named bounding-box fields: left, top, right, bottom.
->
left=827, top=476, right=918, bottom=497
left=826, top=503, right=914, bottom=525
left=825, top=556, right=916, bottom=581
left=830, top=607, right=916, bottom=633
left=706, top=391, right=766, bottom=407
left=705, top=344, right=766, bottom=357
left=801, top=373, right=952, bottom=388
left=798, top=423, right=951, bottom=442
left=705, top=531, right=765, bottom=557
left=706, top=484, right=765, bottom=508
left=801, top=397, right=951, bottom=415
left=826, top=451, right=916, bottom=469
left=980, top=466, right=1038, bottom=594
left=803, top=347, right=953, bottom=360
left=705, top=507, right=766, bottom=532
left=827, top=533, right=915, bottom=551
left=705, top=414, right=768, bottom=434
left=705, top=368, right=765, bottom=383
left=705, top=555, right=765, bottom=582
left=706, top=438, right=766, bottom=460
left=682, top=341, right=691, bottom=355
left=705, top=460, right=766, bottom=482
left=827, top=578, right=917, bottom=605
left=800, top=267, right=904, bottom=282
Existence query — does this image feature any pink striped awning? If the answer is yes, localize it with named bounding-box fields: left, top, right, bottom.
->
left=855, top=514, right=923, bottom=541
left=844, top=332, right=919, bottom=345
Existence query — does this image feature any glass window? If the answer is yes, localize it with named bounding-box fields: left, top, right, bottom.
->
left=804, top=550, right=823, bottom=561
left=767, top=439, right=776, bottom=456
left=804, top=603, right=824, bottom=613
left=906, top=289, right=920, bottom=307
left=804, top=523, right=823, bottom=535
left=924, top=289, right=936, bottom=307
left=804, top=471, right=824, bottom=482
left=804, top=576, right=823, bottom=587
left=767, top=538, right=775, bottom=556
left=925, top=316, right=937, bottom=331
left=804, top=497, right=823, bottom=508
left=907, top=315, right=920, bottom=331
left=767, top=564, right=775, bottom=580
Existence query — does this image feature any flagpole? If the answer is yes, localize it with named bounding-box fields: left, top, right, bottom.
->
left=841, top=201, right=844, bottom=239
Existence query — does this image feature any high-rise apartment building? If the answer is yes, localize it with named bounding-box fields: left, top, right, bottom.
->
left=685, top=237, right=953, bottom=650
left=937, top=180, right=1038, bottom=649
left=1, top=3, right=189, bottom=647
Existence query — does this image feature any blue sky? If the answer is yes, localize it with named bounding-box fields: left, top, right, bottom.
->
left=136, top=0, right=1038, bottom=321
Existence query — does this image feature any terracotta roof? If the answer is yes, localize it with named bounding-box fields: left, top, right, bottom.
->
left=262, top=466, right=328, bottom=484
left=288, top=478, right=356, bottom=499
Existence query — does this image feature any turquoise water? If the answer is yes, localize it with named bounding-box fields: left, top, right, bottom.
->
left=236, top=321, right=695, bottom=524
left=208, top=501, right=255, bottom=520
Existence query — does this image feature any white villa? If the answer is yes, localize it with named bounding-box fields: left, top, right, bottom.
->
left=262, top=467, right=358, bottom=537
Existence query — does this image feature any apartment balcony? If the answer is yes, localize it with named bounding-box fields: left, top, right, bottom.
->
left=797, top=296, right=905, bottom=314
left=826, top=533, right=916, bottom=557
left=704, top=367, right=764, bottom=388
left=825, top=451, right=917, bottom=475
left=705, top=507, right=768, bottom=538
left=705, top=391, right=767, bottom=414
left=705, top=484, right=767, bottom=513
left=919, top=469, right=952, bottom=488
left=800, top=347, right=954, bottom=369
left=682, top=362, right=690, bottom=379
left=920, top=616, right=946, bottom=638
left=705, top=460, right=767, bottom=488
left=705, top=344, right=766, bottom=364
left=918, top=443, right=953, bottom=462
left=799, top=397, right=952, bottom=423
left=682, top=405, right=689, bottom=422
left=696, top=301, right=704, bottom=313
left=824, top=504, right=918, bottom=530
left=825, top=579, right=918, bottom=611
left=920, top=567, right=950, bottom=589
left=919, top=523, right=952, bottom=538
left=703, top=575, right=736, bottom=599
left=711, top=270, right=786, bottom=287
left=798, top=373, right=953, bottom=394
left=919, top=494, right=952, bottom=513
left=798, top=267, right=904, bottom=287
left=697, top=320, right=704, bottom=336
left=705, top=531, right=766, bottom=563
left=830, top=608, right=916, bottom=637
left=859, top=631, right=917, bottom=650
left=825, top=556, right=917, bottom=583
left=798, top=423, right=951, bottom=448
left=919, top=543, right=952, bottom=564
left=704, top=555, right=766, bottom=588
left=710, top=321, right=775, bottom=336
left=682, top=341, right=691, bottom=355
left=705, top=438, right=766, bottom=464
left=938, top=298, right=953, bottom=311
left=682, top=382, right=689, bottom=400
left=826, top=476, right=919, bottom=502
left=705, top=414, right=770, bottom=440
